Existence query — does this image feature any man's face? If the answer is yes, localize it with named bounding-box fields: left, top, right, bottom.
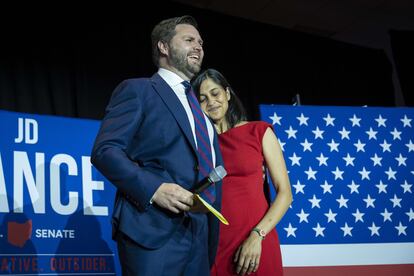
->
left=167, top=24, right=204, bottom=79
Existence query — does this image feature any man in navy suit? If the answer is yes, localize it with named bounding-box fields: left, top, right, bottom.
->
left=91, top=15, right=223, bottom=275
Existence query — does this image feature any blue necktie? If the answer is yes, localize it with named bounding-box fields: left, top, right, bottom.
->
left=182, top=81, right=216, bottom=204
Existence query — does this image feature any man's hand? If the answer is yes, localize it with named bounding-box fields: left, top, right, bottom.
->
left=189, top=195, right=210, bottom=213
left=152, top=183, right=194, bottom=213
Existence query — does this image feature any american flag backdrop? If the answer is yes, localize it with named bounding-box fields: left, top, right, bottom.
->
left=259, top=105, right=414, bottom=276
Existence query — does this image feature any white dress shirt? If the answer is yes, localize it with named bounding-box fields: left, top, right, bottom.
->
left=157, top=68, right=216, bottom=167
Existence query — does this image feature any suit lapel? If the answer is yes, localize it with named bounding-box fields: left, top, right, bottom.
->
left=151, top=73, right=198, bottom=155
left=213, top=131, right=223, bottom=167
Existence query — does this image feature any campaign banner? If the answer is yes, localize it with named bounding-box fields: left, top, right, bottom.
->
left=260, top=105, right=414, bottom=276
left=0, top=110, right=120, bottom=275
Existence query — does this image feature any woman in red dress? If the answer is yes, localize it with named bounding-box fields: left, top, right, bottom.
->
left=192, top=69, right=292, bottom=276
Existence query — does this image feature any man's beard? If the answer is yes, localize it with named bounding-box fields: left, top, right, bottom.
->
left=169, top=45, right=201, bottom=78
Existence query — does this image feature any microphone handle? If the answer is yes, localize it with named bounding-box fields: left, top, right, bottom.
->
left=193, top=177, right=213, bottom=194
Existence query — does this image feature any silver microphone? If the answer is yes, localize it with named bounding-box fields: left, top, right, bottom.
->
left=193, top=165, right=227, bottom=193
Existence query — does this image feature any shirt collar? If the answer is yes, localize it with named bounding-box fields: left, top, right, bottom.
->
left=157, top=68, right=186, bottom=89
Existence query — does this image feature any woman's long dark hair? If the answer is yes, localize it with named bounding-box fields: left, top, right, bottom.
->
left=192, top=69, right=271, bottom=204
left=191, top=69, right=247, bottom=128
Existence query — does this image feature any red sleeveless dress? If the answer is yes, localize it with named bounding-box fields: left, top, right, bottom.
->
left=211, top=121, right=283, bottom=276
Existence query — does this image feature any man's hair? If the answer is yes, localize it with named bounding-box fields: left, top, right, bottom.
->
left=151, top=15, right=199, bottom=67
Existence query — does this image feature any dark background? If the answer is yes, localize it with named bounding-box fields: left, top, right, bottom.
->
left=0, top=1, right=412, bottom=121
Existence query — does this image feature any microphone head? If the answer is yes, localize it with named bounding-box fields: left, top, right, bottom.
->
left=209, top=165, right=227, bottom=182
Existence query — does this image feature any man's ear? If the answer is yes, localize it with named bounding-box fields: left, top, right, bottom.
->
left=158, top=41, right=169, bottom=56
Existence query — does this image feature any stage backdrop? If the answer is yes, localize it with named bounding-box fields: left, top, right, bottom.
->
left=1, top=106, right=414, bottom=275
left=0, top=110, right=119, bottom=275
left=260, top=105, right=414, bottom=276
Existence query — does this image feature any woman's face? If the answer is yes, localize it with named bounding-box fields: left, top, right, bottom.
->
left=199, top=78, right=230, bottom=123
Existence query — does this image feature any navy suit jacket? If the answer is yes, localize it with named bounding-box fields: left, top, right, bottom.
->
left=91, top=73, right=223, bottom=265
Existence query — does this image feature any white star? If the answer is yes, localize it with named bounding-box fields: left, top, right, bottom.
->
left=354, top=139, right=366, bottom=152
left=363, top=194, right=376, bottom=208
left=327, top=139, right=339, bottom=152
left=296, top=113, right=309, bottom=126
left=320, top=180, right=333, bottom=194
left=406, top=208, right=414, bottom=221
left=368, top=222, right=380, bottom=236
left=390, top=194, right=402, bottom=207
left=370, top=153, right=382, bottom=166
left=400, top=115, right=412, bottom=127
left=285, top=126, right=298, bottom=139
left=395, top=154, right=407, bottom=166
left=385, top=167, right=397, bottom=180
left=312, top=223, right=325, bottom=237
left=349, top=114, right=361, bottom=127
left=340, top=223, right=353, bottom=237
left=365, top=127, right=378, bottom=140
left=324, top=209, right=337, bottom=223
left=277, top=139, right=286, bottom=151
left=395, top=222, right=407, bottom=236
left=375, top=114, right=387, bottom=127
left=379, top=139, right=391, bottom=152
left=289, top=152, right=301, bottom=166
left=312, top=126, right=324, bottom=139
left=323, top=114, right=335, bottom=126
left=292, top=180, right=305, bottom=194
left=296, top=209, right=310, bottom=223
left=359, top=167, right=371, bottom=180
left=309, top=194, right=321, bottom=208
left=338, top=127, right=351, bottom=140
left=390, top=128, right=402, bottom=140
left=269, top=112, right=282, bottom=125
left=381, top=208, right=393, bottom=222
left=316, top=153, right=329, bottom=166
left=304, top=167, right=317, bottom=180
left=352, top=209, right=365, bottom=222
left=336, top=194, right=349, bottom=208
left=343, top=153, right=355, bottom=166
left=401, top=181, right=412, bottom=193
left=300, top=139, right=313, bottom=152
left=347, top=180, right=360, bottom=194
left=332, top=166, right=344, bottom=180
left=284, top=223, right=297, bottom=237
left=406, top=140, right=414, bottom=152
left=375, top=180, right=388, bottom=194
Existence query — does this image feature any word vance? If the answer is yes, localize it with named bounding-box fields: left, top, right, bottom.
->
left=0, top=151, right=108, bottom=216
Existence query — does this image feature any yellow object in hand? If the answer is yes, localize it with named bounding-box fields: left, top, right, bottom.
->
left=195, top=194, right=229, bottom=225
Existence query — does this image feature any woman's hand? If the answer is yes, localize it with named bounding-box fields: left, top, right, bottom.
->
left=234, top=232, right=263, bottom=275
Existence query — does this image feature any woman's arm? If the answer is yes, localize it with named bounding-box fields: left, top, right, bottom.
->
left=234, top=127, right=292, bottom=275
left=254, top=127, right=293, bottom=234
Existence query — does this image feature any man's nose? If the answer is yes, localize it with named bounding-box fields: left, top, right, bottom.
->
left=194, top=43, right=203, bottom=51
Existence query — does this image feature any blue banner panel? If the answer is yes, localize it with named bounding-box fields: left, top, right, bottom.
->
left=259, top=105, right=414, bottom=245
left=0, top=110, right=120, bottom=275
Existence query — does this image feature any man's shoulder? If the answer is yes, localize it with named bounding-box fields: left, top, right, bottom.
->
left=118, top=74, right=164, bottom=89
left=120, top=77, right=152, bottom=86
left=114, top=77, right=156, bottom=93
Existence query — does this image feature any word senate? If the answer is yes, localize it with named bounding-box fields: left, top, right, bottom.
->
left=0, top=117, right=109, bottom=216
left=35, top=228, right=75, bottom=238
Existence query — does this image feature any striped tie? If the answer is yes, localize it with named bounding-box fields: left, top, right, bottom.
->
left=182, top=81, right=216, bottom=204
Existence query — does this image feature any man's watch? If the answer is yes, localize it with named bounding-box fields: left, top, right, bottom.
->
left=252, top=228, right=266, bottom=239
